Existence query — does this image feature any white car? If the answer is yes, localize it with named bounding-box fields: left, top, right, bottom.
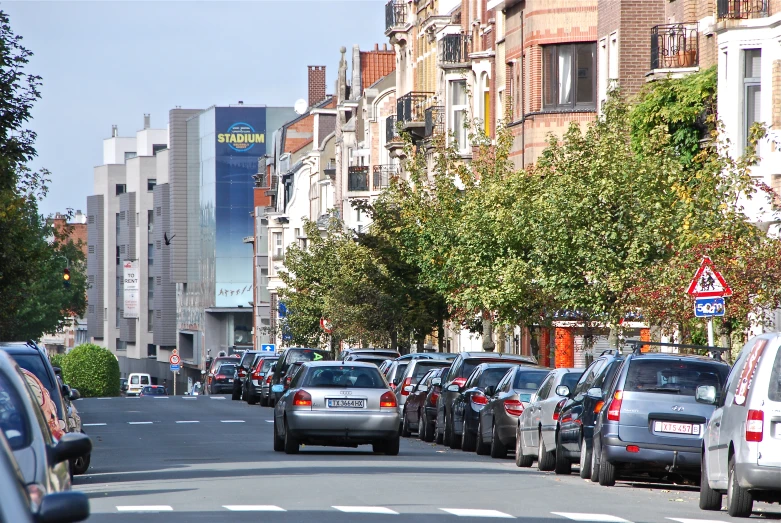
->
left=700, top=333, right=781, bottom=517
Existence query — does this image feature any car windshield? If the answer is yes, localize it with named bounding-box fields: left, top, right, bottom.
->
left=410, top=362, right=450, bottom=384
left=284, top=349, right=330, bottom=370
left=512, top=370, right=549, bottom=390
left=240, top=352, right=256, bottom=367
left=478, top=366, right=514, bottom=389
left=261, top=359, right=277, bottom=372
left=218, top=364, right=236, bottom=375
left=142, top=386, right=154, bottom=393
left=770, top=346, right=781, bottom=402
left=303, top=366, right=387, bottom=389
left=561, top=372, right=583, bottom=392
left=0, top=372, right=30, bottom=450
left=625, top=359, right=728, bottom=396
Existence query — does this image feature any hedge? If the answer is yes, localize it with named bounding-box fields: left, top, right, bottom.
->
left=59, top=343, right=120, bottom=397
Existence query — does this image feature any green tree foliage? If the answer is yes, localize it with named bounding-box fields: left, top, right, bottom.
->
left=0, top=11, right=87, bottom=341
left=60, top=343, right=120, bottom=397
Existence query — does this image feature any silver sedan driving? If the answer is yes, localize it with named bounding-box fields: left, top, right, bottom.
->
left=272, top=361, right=401, bottom=455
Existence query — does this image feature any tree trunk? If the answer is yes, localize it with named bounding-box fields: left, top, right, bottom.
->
left=390, top=330, right=398, bottom=352
left=482, top=312, right=495, bottom=352
left=437, top=317, right=445, bottom=353
left=416, top=335, right=425, bottom=353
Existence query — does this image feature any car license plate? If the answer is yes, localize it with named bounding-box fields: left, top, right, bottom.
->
left=654, top=421, right=695, bottom=434
left=228, top=379, right=234, bottom=383
left=327, top=398, right=365, bottom=408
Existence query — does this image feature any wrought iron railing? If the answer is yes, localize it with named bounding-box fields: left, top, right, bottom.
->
left=373, top=165, right=398, bottom=190
left=397, top=92, right=436, bottom=124
left=348, top=166, right=370, bottom=191
left=386, top=115, right=400, bottom=144
left=717, top=0, right=768, bottom=19
left=650, top=23, right=699, bottom=70
left=425, top=106, right=445, bottom=138
left=441, top=34, right=470, bottom=64
left=385, top=0, right=407, bottom=31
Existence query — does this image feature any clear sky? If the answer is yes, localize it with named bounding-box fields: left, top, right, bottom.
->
left=4, top=1, right=386, bottom=218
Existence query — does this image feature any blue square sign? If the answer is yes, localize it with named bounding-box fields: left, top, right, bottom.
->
left=170, top=364, right=181, bottom=372
left=261, top=344, right=276, bottom=352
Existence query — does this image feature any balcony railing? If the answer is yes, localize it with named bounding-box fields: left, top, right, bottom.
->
left=425, top=106, right=445, bottom=138
left=650, top=23, right=699, bottom=70
left=385, top=0, right=407, bottom=31
left=348, top=166, right=370, bottom=191
left=441, top=34, right=470, bottom=64
left=717, top=0, right=768, bottom=19
left=386, top=115, right=401, bottom=144
left=397, top=92, right=436, bottom=124
left=373, top=165, right=398, bottom=190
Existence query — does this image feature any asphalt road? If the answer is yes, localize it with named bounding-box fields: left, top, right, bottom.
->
left=72, top=394, right=781, bottom=523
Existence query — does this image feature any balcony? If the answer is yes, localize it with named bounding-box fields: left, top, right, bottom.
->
left=373, top=165, right=398, bottom=190
left=347, top=166, right=370, bottom=192
left=397, top=92, right=436, bottom=127
left=385, top=0, right=408, bottom=38
left=441, top=34, right=470, bottom=67
left=717, top=0, right=768, bottom=19
left=425, top=106, right=445, bottom=138
left=650, top=23, right=699, bottom=71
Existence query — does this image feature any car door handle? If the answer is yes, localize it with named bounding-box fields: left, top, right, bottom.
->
left=714, top=422, right=720, bottom=427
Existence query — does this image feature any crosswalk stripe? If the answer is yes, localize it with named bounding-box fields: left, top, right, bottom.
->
left=117, top=506, right=172, bottom=512
left=153, top=396, right=169, bottom=399
left=96, top=397, right=112, bottom=400
left=552, top=513, right=632, bottom=523
left=333, top=506, right=399, bottom=515
left=441, top=509, right=514, bottom=518
left=265, top=420, right=274, bottom=423
left=666, top=519, right=728, bottom=523
left=223, top=505, right=286, bottom=512
left=83, top=423, right=106, bottom=427
left=182, top=397, right=197, bottom=399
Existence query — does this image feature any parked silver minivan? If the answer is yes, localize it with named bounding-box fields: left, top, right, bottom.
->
left=700, top=333, right=781, bottom=517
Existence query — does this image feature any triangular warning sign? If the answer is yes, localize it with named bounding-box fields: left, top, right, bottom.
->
left=686, top=256, right=732, bottom=297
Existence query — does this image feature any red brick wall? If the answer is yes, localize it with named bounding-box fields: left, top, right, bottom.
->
left=285, top=114, right=315, bottom=154
left=308, top=66, right=326, bottom=107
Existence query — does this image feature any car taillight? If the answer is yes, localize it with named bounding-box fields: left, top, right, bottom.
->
left=215, top=374, right=225, bottom=380
left=380, top=391, right=397, bottom=408
left=594, top=400, right=605, bottom=414
left=401, top=377, right=413, bottom=396
left=470, top=392, right=488, bottom=406
left=553, top=399, right=566, bottom=421
left=238, top=369, right=246, bottom=377
left=293, top=390, right=312, bottom=407
left=452, top=377, right=467, bottom=388
left=266, top=374, right=273, bottom=384
left=746, top=409, right=764, bottom=442
left=429, top=392, right=440, bottom=405
left=252, top=369, right=260, bottom=379
left=504, top=399, right=524, bottom=416
left=607, top=390, right=623, bottom=422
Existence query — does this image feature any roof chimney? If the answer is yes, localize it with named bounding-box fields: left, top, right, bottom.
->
left=143, top=114, right=150, bottom=129
left=351, top=45, right=361, bottom=100
left=111, top=125, right=118, bottom=138
left=308, top=65, right=326, bottom=107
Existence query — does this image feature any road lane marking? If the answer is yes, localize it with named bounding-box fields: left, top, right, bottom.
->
left=210, top=396, right=226, bottom=400
left=127, top=422, right=153, bottom=425
left=83, top=423, right=107, bottom=427
left=333, top=506, right=399, bottom=515
left=220, top=420, right=245, bottom=423
left=265, top=420, right=274, bottom=423
left=97, top=398, right=112, bottom=400
left=441, top=509, right=514, bottom=518
left=667, top=519, right=729, bottom=523
left=153, top=396, right=169, bottom=399
left=552, top=513, right=632, bottom=523
left=183, top=397, right=197, bottom=399
left=117, top=506, right=172, bottom=512
left=175, top=421, right=199, bottom=424
left=223, top=505, right=286, bottom=512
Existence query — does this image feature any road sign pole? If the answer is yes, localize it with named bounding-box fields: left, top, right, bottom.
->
left=173, top=371, right=177, bottom=396
left=707, top=317, right=715, bottom=348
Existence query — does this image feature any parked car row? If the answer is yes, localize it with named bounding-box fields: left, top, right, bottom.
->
left=396, top=336, right=781, bottom=518
left=0, top=343, right=91, bottom=522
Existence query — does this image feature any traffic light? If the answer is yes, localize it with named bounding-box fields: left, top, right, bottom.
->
left=63, top=268, right=71, bottom=288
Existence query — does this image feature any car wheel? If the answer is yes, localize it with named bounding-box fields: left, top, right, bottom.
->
left=231, top=384, right=241, bottom=401
left=273, top=417, right=284, bottom=452
left=448, top=416, right=462, bottom=450
left=435, top=426, right=444, bottom=445
left=590, top=441, right=600, bottom=482
left=554, top=432, right=571, bottom=474
left=699, top=455, right=723, bottom=511
left=401, top=411, right=412, bottom=438
left=537, top=432, right=556, bottom=471
left=461, top=420, right=477, bottom=452
left=726, top=456, right=753, bottom=517
left=247, top=392, right=258, bottom=405
left=372, top=441, right=386, bottom=453
left=259, top=394, right=267, bottom=407
left=516, top=430, right=534, bottom=467
left=579, top=439, right=592, bottom=479
left=476, top=419, right=490, bottom=455
left=384, top=434, right=400, bottom=456
left=490, top=424, right=508, bottom=459
left=283, top=419, right=299, bottom=454
left=598, top=447, right=617, bottom=486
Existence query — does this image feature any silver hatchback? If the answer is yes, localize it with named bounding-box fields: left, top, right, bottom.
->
left=273, top=361, right=401, bottom=455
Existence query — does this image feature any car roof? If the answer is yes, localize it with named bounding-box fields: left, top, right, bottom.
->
left=626, top=353, right=727, bottom=364
left=304, top=361, right=377, bottom=369
left=461, top=352, right=536, bottom=361
left=0, top=342, right=41, bottom=354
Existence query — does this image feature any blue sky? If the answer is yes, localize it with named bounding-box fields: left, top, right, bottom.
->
left=4, top=1, right=386, bottom=217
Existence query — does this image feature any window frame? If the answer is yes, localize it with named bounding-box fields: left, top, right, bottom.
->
left=449, top=79, right=469, bottom=153
left=743, top=48, right=762, bottom=150
left=542, top=42, right=597, bottom=111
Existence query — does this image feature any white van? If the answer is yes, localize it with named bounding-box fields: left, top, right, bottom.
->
left=127, top=373, right=151, bottom=396
left=700, top=333, right=781, bottom=517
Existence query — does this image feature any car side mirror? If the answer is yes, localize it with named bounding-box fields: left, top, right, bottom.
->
left=484, top=386, right=496, bottom=397
left=69, top=388, right=81, bottom=401
left=418, top=385, right=428, bottom=393
left=586, top=387, right=602, bottom=399
left=696, top=385, right=717, bottom=405
left=61, top=384, right=71, bottom=398
left=447, top=384, right=460, bottom=392
left=270, top=364, right=277, bottom=372
left=52, top=366, right=62, bottom=376
left=431, top=378, right=441, bottom=386
left=49, top=432, right=92, bottom=465
left=36, top=491, right=90, bottom=523
left=403, top=385, right=414, bottom=392
left=555, top=385, right=570, bottom=397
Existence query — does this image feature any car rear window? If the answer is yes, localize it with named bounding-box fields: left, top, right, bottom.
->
left=478, top=366, right=514, bottom=389
left=625, top=359, right=728, bottom=396
left=0, top=372, right=30, bottom=450
left=218, top=364, right=236, bottom=375
left=512, top=370, right=549, bottom=390
left=283, top=349, right=331, bottom=370
left=393, top=363, right=408, bottom=380
left=410, top=362, right=450, bottom=384
left=303, top=366, right=387, bottom=389
left=769, top=346, right=781, bottom=402
left=354, top=357, right=386, bottom=367
left=461, top=358, right=513, bottom=378
left=560, top=372, right=583, bottom=392
left=240, top=352, right=257, bottom=367
left=260, top=359, right=277, bottom=372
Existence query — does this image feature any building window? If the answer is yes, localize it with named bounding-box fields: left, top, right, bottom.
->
left=148, top=210, right=154, bottom=233
left=147, top=344, right=156, bottom=358
left=744, top=49, right=762, bottom=149
left=116, top=184, right=126, bottom=197
left=148, top=310, right=154, bottom=333
left=88, top=245, right=95, bottom=254
left=148, top=243, right=154, bottom=266
left=147, top=179, right=157, bottom=191
left=449, top=80, right=468, bottom=152
left=116, top=308, right=120, bottom=328
left=272, top=232, right=284, bottom=260
left=148, top=277, right=154, bottom=304
left=116, top=246, right=120, bottom=266
left=543, top=43, right=597, bottom=110
left=152, top=144, right=166, bottom=155
left=124, top=151, right=136, bottom=162
left=479, top=73, right=490, bottom=136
